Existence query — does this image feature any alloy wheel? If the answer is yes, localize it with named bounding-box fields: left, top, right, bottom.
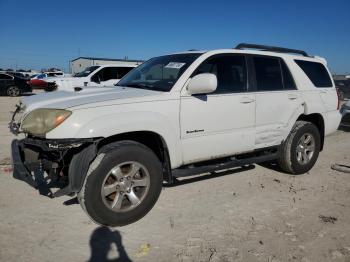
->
left=7, top=86, right=20, bottom=97
left=296, top=133, right=315, bottom=165
left=100, top=161, right=151, bottom=212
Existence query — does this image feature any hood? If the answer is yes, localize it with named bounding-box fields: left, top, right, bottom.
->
left=21, top=86, right=163, bottom=113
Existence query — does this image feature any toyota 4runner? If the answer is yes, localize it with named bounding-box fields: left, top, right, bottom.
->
left=10, top=43, right=342, bottom=226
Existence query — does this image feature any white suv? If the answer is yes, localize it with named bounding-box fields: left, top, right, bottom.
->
left=10, top=44, right=341, bottom=227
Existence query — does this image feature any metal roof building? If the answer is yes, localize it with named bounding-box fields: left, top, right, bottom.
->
left=70, top=57, right=143, bottom=74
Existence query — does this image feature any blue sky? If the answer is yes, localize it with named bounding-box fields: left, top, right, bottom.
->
left=0, top=0, right=349, bottom=74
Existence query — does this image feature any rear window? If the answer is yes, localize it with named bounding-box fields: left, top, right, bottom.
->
left=295, top=60, right=333, bottom=88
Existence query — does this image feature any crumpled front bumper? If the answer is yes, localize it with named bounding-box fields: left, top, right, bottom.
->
left=10, top=137, right=98, bottom=197
left=11, top=139, right=38, bottom=188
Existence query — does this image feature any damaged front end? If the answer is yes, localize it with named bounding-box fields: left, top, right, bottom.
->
left=9, top=103, right=101, bottom=197
left=11, top=137, right=100, bottom=197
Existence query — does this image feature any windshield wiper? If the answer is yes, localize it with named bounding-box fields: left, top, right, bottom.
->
left=119, top=83, right=154, bottom=89
left=116, top=83, right=167, bottom=92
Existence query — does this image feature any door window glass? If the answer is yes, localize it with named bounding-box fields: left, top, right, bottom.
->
left=193, top=55, right=247, bottom=94
left=253, top=57, right=283, bottom=91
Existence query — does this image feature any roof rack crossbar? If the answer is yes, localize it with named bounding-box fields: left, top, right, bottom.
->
left=235, top=43, right=309, bottom=57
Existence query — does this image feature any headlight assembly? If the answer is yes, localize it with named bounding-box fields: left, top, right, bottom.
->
left=21, top=109, right=72, bottom=136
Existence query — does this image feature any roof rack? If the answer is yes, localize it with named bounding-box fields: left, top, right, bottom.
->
left=235, top=43, right=309, bottom=57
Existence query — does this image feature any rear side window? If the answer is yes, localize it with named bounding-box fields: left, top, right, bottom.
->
left=281, top=61, right=296, bottom=90
left=295, top=60, right=332, bottom=87
left=253, top=57, right=283, bottom=91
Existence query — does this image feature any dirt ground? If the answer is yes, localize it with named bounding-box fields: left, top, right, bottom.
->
left=0, top=95, right=350, bottom=262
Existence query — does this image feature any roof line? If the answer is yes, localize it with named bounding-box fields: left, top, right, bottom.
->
left=70, top=56, right=144, bottom=62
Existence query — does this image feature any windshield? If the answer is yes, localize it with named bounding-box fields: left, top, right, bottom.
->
left=36, top=74, right=47, bottom=79
left=116, top=53, right=201, bottom=92
left=74, top=66, right=100, bottom=77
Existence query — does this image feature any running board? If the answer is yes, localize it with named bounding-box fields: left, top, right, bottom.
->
left=172, top=152, right=278, bottom=178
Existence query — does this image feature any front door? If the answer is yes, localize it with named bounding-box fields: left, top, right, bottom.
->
left=180, top=54, right=256, bottom=165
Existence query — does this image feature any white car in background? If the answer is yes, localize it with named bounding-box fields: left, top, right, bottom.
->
left=44, top=65, right=137, bottom=91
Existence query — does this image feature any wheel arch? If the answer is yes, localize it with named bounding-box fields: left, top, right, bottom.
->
left=98, top=131, right=173, bottom=183
left=296, top=113, right=325, bottom=151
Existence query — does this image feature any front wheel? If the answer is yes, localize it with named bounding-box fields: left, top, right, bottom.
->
left=277, top=121, right=321, bottom=175
left=78, top=141, right=163, bottom=227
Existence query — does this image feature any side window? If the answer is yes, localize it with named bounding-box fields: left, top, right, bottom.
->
left=281, top=60, right=297, bottom=90
left=295, top=60, right=333, bottom=88
left=117, top=67, right=133, bottom=79
left=0, top=74, right=13, bottom=80
left=91, top=69, right=104, bottom=82
left=253, top=56, right=283, bottom=91
left=91, top=67, right=118, bottom=82
left=104, top=67, right=119, bottom=81
left=193, top=55, right=247, bottom=94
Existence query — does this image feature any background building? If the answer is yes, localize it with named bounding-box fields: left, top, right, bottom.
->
left=70, top=57, right=143, bottom=74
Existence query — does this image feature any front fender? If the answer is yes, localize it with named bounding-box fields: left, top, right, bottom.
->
left=47, top=110, right=182, bottom=168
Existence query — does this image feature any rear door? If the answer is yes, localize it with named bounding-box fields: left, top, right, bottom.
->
left=249, top=55, right=302, bottom=148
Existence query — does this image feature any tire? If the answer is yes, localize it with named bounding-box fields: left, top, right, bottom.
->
left=7, top=86, right=20, bottom=97
left=44, top=83, right=57, bottom=92
left=78, top=141, right=163, bottom=227
left=277, top=121, right=321, bottom=175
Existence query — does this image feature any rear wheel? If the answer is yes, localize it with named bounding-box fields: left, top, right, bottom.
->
left=7, top=86, right=20, bottom=97
left=277, top=121, right=321, bottom=175
left=78, top=141, right=163, bottom=227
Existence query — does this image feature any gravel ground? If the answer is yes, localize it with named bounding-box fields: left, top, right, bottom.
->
left=0, top=95, right=350, bottom=262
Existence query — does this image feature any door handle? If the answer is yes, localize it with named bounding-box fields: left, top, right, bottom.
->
left=288, top=94, right=298, bottom=100
left=240, top=97, right=255, bottom=104
left=320, top=90, right=328, bottom=94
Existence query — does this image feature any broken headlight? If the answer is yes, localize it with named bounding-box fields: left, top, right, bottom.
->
left=21, top=109, right=72, bottom=136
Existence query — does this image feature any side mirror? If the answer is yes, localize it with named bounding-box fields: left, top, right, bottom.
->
left=187, top=73, right=217, bottom=95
